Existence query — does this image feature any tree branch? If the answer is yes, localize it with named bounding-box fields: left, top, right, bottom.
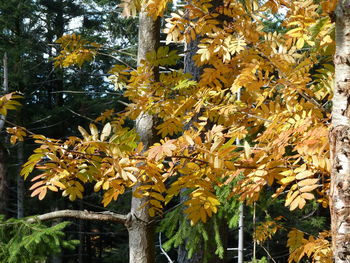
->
left=27, top=209, right=127, bottom=225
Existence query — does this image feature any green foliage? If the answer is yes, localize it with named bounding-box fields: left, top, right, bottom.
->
left=0, top=216, right=78, bottom=263
left=146, top=46, right=180, bottom=66
left=215, top=180, right=241, bottom=229
left=172, top=78, right=197, bottom=91
left=159, top=205, right=207, bottom=259
left=246, top=257, right=268, bottom=263
left=159, top=182, right=240, bottom=261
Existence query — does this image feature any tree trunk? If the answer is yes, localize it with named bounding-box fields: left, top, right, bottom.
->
left=330, top=1, right=350, bottom=262
left=0, top=144, right=7, bottom=216
left=0, top=52, right=8, bottom=130
left=0, top=53, right=8, bottom=216
left=17, top=141, right=24, bottom=218
left=126, top=6, right=160, bottom=263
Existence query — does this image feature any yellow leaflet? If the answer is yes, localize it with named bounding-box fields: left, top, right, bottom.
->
left=295, top=170, right=313, bottom=180
left=281, top=176, right=296, bottom=184
left=297, top=178, right=319, bottom=187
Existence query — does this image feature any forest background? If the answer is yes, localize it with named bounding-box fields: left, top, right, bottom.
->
left=0, top=0, right=346, bottom=263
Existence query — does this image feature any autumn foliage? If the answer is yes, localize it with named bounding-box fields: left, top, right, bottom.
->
left=1, top=0, right=339, bottom=262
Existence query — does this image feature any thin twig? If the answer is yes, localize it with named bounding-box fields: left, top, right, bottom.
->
left=65, top=107, right=97, bottom=123
left=240, top=111, right=273, bottom=123
left=51, top=90, right=122, bottom=95
left=260, top=244, right=277, bottom=263
left=159, top=232, right=174, bottom=263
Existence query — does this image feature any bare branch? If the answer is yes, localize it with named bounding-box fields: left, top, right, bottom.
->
left=27, top=209, right=127, bottom=225
left=159, top=232, right=174, bottom=263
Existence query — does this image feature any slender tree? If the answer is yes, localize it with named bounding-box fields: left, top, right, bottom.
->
left=0, top=53, right=8, bottom=216
left=126, top=4, right=160, bottom=262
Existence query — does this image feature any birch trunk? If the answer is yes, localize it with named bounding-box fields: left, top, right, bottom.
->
left=330, top=1, right=350, bottom=261
left=126, top=7, right=160, bottom=263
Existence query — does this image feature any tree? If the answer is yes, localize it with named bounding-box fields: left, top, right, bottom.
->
left=3, top=1, right=161, bottom=262
left=0, top=53, right=8, bottom=216
left=126, top=3, right=160, bottom=262
left=330, top=1, right=350, bottom=262
left=1, top=0, right=343, bottom=262
left=0, top=0, right=138, bottom=260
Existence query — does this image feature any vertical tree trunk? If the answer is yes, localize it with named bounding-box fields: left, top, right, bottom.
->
left=238, top=204, right=244, bottom=263
left=126, top=6, right=160, bottom=263
left=0, top=52, right=8, bottom=129
left=0, top=144, right=7, bottom=216
left=17, top=141, right=24, bottom=218
left=0, top=53, right=8, bottom=216
left=330, top=1, right=350, bottom=262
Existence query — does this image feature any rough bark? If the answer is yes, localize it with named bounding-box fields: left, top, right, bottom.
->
left=127, top=188, right=156, bottom=263
left=128, top=113, right=157, bottom=263
left=126, top=6, right=160, bottom=263
left=184, top=38, right=202, bottom=81
left=330, top=1, right=350, bottom=262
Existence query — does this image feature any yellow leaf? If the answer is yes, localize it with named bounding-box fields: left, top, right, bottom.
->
left=287, top=229, right=304, bottom=252
left=38, top=187, right=47, bottom=200
left=94, top=181, right=103, bottom=192
left=89, top=123, right=98, bottom=140
left=295, top=170, right=313, bottom=180
left=294, top=164, right=306, bottom=173
left=290, top=196, right=301, bottom=210
left=148, top=207, right=155, bottom=217
left=48, top=185, right=58, bottom=192
left=126, top=171, right=138, bottom=183
left=150, top=199, right=163, bottom=209
left=29, top=181, right=45, bottom=190
left=103, top=181, right=110, bottom=190
left=281, top=176, right=295, bottom=184
left=301, top=193, right=314, bottom=200
left=150, top=192, right=165, bottom=201
left=214, top=155, right=221, bottom=169
left=69, top=192, right=76, bottom=201
left=184, top=134, right=194, bottom=146
left=297, top=178, right=319, bottom=187
left=287, top=27, right=303, bottom=37
left=78, top=126, right=90, bottom=140
left=207, top=196, right=220, bottom=206
left=187, top=162, right=200, bottom=170
left=296, top=37, right=305, bottom=49
left=285, top=190, right=299, bottom=207
left=298, top=197, right=306, bottom=209
left=100, top=122, right=111, bottom=141
left=200, top=208, right=207, bottom=223
left=244, top=141, right=251, bottom=159
left=300, top=184, right=319, bottom=192
left=31, top=186, right=44, bottom=197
